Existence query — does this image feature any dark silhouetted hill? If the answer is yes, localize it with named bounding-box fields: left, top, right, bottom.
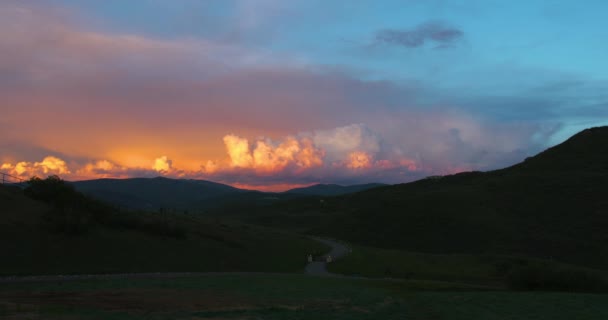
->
left=72, top=177, right=243, bottom=211
left=285, top=183, right=387, bottom=196
left=248, top=127, right=608, bottom=269
left=71, top=177, right=389, bottom=212
left=0, top=179, right=327, bottom=275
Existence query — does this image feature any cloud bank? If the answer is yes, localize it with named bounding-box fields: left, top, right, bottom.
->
left=1, top=121, right=559, bottom=191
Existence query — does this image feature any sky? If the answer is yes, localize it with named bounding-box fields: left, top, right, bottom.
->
left=1, top=0, right=607, bottom=191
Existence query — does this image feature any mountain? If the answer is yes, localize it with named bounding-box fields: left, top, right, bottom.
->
left=72, top=177, right=389, bottom=212
left=285, top=183, right=388, bottom=196
left=71, top=177, right=243, bottom=211
left=249, top=127, right=608, bottom=269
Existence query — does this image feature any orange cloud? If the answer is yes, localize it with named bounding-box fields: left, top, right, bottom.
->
left=346, top=151, right=373, bottom=169
left=1, top=156, right=70, bottom=178
left=153, top=156, right=173, bottom=172
left=201, top=160, right=220, bottom=174
left=75, top=160, right=127, bottom=179
left=223, top=135, right=254, bottom=168
left=37, top=156, right=70, bottom=174
left=0, top=124, right=428, bottom=190
left=222, top=135, right=324, bottom=173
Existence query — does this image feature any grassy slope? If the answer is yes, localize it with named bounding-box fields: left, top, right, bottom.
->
left=0, top=185, right=328, bottom=275
left=284, top=183, right=388, bottom=196
left=1, top=275, right=607, bottom=319
left=328, top=244, right=608, bottom=288
left=241, top=127, right=608, bottom=269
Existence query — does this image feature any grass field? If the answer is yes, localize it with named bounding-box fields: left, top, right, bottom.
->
left=1, top=274, right=607, bottom=319
left=328, top=245, right=608, bottom=289
left=0, top=185, right=329, bottom=276
left=0, top=225, right=327, bottom=276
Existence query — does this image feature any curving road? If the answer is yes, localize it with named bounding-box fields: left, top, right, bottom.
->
left=305, top=237, right=351, bottom=276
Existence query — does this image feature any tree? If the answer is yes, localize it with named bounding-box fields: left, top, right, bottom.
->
left=24, top=175, right=76, bottom=207
left=24, top=175, right=92, bottom=235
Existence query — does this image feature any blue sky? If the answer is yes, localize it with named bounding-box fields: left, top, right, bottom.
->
left=53, top=0, right=608, bottom=112
left=1, top=0, right=607, bottom=189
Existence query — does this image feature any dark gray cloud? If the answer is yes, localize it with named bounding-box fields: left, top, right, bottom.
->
left=375, top=21, right=463, bottom=48
left=0, top=142, right=81, bottom=164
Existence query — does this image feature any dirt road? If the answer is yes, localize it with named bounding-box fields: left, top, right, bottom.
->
left=305, top=237, right=351, bottom=276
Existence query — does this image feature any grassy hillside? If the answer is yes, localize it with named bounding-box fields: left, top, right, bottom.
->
left=285, top=183, right=388, bottom=196
left=72, top=177, right=243, bottom=211
left=0, top=181, right=327, bottom=276
left=240, top=127, right=608, bottom=269
left=328, top=244, right=608, bottom=291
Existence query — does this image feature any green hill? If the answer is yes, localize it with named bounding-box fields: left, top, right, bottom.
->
left=71, top=178, right=388, bottom=212
left=0, top=179, right=326, bottom=276
left=72, top=177, right=243, bottom=211
left=285, top=183, right=388, bottom=196
left=246, top=127, right=608, bottom=269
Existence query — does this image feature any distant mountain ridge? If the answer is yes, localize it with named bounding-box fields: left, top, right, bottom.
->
left=285, top=183, right=387, bottom=196
left=72, top=177, right=243, bottom=211
left=72, top=177, right=387, bottom=211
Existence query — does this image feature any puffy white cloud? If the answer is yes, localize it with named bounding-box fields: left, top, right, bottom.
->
left=223, top=134, right=324, bottom=172
left=311, top=124, right=381, bottom=162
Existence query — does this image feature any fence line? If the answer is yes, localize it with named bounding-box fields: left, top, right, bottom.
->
left=0, top=172, right=26, bottom=186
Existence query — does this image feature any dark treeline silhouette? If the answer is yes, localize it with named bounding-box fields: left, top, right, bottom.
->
left=25, top=175, right=186, bottom=237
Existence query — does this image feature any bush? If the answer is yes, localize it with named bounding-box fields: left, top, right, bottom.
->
left=25, top=175, right=78, bottom=206
left=507, top=264, right=608, bottom=292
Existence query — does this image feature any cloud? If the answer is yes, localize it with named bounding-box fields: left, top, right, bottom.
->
left=346, top=151, right=373, bottom=170
left=223, top=135, right=254, bottom=168
left=195, top=124, right=422, bottom=186
left=153, top=156, right=173, bottom=172
left=0, top=1, right=302, bottom=94
left=2, top=154, right=181, bottom=181
left=0, top=118, right=560, bottom=191
left=1, top=2, right=596, bottom=191
left=374, top=21, right=463, bottom=49
left=222, top=134, right=324, bottom=173
left=1, top=156, right=70, bottom=178
left=312, top=124, right=381, bottom=162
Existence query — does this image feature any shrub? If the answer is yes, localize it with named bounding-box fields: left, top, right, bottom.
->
left=25, top=175, right=78, bottom=206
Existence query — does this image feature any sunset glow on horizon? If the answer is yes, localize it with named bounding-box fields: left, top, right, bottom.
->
left=2, top=1, right=607, bottom=191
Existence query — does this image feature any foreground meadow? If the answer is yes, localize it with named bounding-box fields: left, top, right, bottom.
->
left=1, top=274, right=607, bottom=320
